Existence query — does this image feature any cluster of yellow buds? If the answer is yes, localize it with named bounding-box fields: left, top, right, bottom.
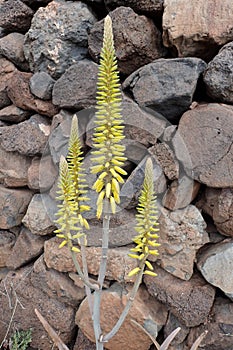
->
left=91, top=15, right=127, bottom=218
left=128, top=158, right=160, bottom=277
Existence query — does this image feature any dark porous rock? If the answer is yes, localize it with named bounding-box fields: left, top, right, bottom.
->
left=0, top=185, right=33, bottom=229
left=76, top=283, right=168, bottom=350
left=0, top=266, right=76, bottom=350
left=196, top=187, right=221, bottom=218
left=73, top=330, right=97, bottom=350
left=28, top=155, right=58, bottom=191
left=0, top=114, right=50, bottom=156
left=197, top=240, right=233, bottom=300
left=30, top=256, right=85, bottom=307
left=30, top=72, right=55, bottom=100
left=162, top=177, right=201, bottom=210
left=148, top=143, right=179, bottom=180
left=123, top=58, right=206, bottom=121
left=0, top=145, right=31, bottom=187
left=6, top=227, right=45, bottom=270
left=0, top=230, right=16, bottom=267
left=157, top=205, right=209, bottom=280
left=204, top=41, right=233, bottom=103
left=7, top=70, right=58, bottom=117
left=0, top=58, right=15, bottom=109
left=52, top=60, right=98, bottom=109
left=164, top=313, right=190, bottom=346
left=104, top=0, right=164, bottom=17
left=0, top=0, right=34, bottom=33
left=0, top=32, right=29, bottom=70
left=163, top=0, right=233, bottom=60
left=173, top=103, right=233, bottom=187
left=24, top=0, right=97, bottom=78
left=144, top=265, right=215, bottom=327
left=187, top=297, right=233, bottom=350
left=22, top=194, right=56, bottom=235
left=0, top=105, right=31, bottom=123
left=120, top=155, right=167, bottom=209
left=88, top=6, right=165, bottom=76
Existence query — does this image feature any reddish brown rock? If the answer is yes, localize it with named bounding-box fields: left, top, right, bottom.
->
left=6, top=227, right=45, bottom=270
left=0, top=185, right=33, bottom=229
left=28, top=155, right=58, bottom=191
left=156, top=205, right=209, bottom=280
left=0, top=230, right=16, bottom=267
left=7, top=70, right=58, bottom=117
left=76, top=283, right=168, bottom=350
left=0, top=266, right=76, bottom=350
left=149, top=143, right=179, bottom=180
left=44, top=237, right=138, bottom=283
left=0, top=104, right=31, bottom=123
left=187, top=297, right=233, bottom=350
left=163, top=0, right=233, bottom=60
left=0, top=114, right=51, bottom=156
left=173, top=104, right=233, bottom=188
left=0, top=0, right=34, bottom=33
left=144, top=265, right=215, bottom=327
left=212, top=188, right=233, bottom=237
left=0, top=58, right=15, bottom=108
left=88, top=6, right=165, bottom=75
left=0, top=145, right=31, bottom=187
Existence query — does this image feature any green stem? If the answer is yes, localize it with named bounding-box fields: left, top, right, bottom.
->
left=93, top=199, right=110, bottom=350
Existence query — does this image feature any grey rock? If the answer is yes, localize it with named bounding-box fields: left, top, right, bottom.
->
left=157, top=205, right=209, bottom=280
left=52, top=60, right=98, bottom=109
left=0, top=32, right=29, bottom=70
left=144, top=266, right=215, bottom=327
left=0, top=114, right=51, bottom=156
left=88, top=6, right=165, bottom=75
left=22, top=193, right=56, bottom=235
left=0, top=0, right=34, bottom=33
left=204, top=41, right=233, bottom=103
left=212, top=188, right=233, bottom=237
left=30, top=72, right=55, bottom=100
left=123, top=58, right=207, bottom=121
left=28, top=155, right=58, bottom=192
left=0, top=185, right=33, bottom=229
left=0, top=145, right=31, bottom=187
left=24, top=0, right=97, bottom=78
left=0, top=230, right=16, bottom=267
left=104, top=0, right=164, bottom=17
left=197, top=240, right=233, bottom=300
left=0, top=58, right=15, bottom=109
left=164, top=313, right=190, bottom=346
left=173, top=103, right=233, bottom=187
left=6, top=227, right=45, bottom=269
left=0, top=105, right=31, bottom=123
left=120, top=155, right=167, bottom=209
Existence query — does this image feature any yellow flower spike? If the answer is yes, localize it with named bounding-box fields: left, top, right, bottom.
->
left=106, top=182, right=111, bottom=198
left=59, top=240, right=68, bottom=248
left=128, top=254, right=140, bottom=259
left=144, top=271, right=157, bottom=277
left=71, top=246, right=80, bottom=253
left=110, top=196, right=116, bottom=214
left=145, top=261, right=154, bottom=270
left=128, top=267, right=141, bottom=277
left=114, top=166, right=127, bottom=175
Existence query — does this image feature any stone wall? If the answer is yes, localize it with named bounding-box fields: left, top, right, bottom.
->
left=0, top=1, right=233, bottom=349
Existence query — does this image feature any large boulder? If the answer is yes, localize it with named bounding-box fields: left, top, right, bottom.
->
left=24, top=0, right=97, bottom=78
left=163, top=0, right=233, bottom=60
left=123, top=58, right=206, bottom=121
left=173, top=103, right=233, bottom=187
left=88, top=6, right=165, bottom=75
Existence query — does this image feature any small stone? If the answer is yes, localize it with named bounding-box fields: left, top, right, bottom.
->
left=144, top=265, right=215, bottom=327
left=0, top=0, right=34, bottom=33
left=6, top=227, right=45, bottom=270
left=0, top=32, right=29, bottom=70
left=22, top=194, right=56, bottom=235
left=24, top=0, right=97, bottom=78
left=76, top=282, right=168, bottom=350
left=157, top=205, right=209, bottom=280
left=123, top=58, right=206, bottom=121
left=52, top=60, right=98, bottom=109
left=0, top=145, right=31, bottom=187
left=211, top=188, right=233, bottom=237
left=173, top=103, right=233, bottom=187
left=0, top=105, right=31, bottom=123
left=7, top=70, right=58, bottom=117
left=30, top=72, right=55, bottom=100
left=28, top=155, right=58, bottom=191
left=44, top=237, right=138, bottom=283
left=204, top=41, right=233, bottom=103
left=197, top=240, right=233, bottom=300
left=0, top=114, right=51, bottom=156
left=0, top=58, right=15, bottom=109
left=0, top=230, right=16, bottom=267
left=88, top=6, right=165, bottom=75
left=164, top=313, right=190, bottom=346
left=163, top=0, right=233, bottom=60
left=0, top=185, right=33, bottom=229
left=73, top=330, right=97, bottom=350
left=104, top=0, right=164, bottom=17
